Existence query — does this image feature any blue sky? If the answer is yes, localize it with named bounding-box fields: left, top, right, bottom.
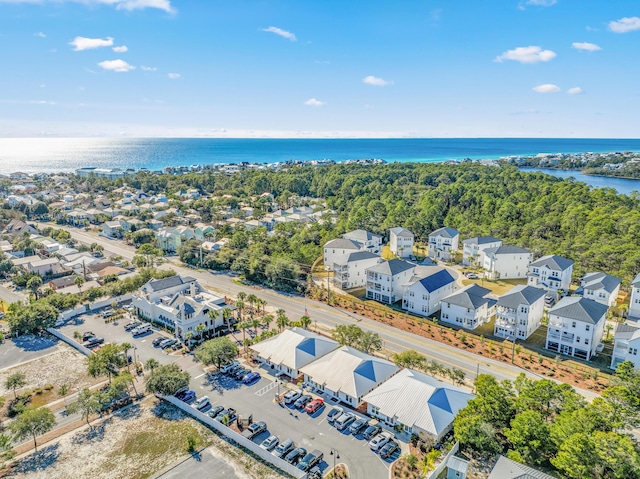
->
left=0, top=0, right=639, bottom=138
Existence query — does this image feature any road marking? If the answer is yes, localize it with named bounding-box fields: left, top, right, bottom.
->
left=255, top=381, right=278, bottom=397
left=194, top=373, right=205, bottom=379
left=317, top=418, right=326, bottom=426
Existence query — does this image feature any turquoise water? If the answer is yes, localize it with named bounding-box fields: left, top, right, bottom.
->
left=520, top=168, right=640, bottom=196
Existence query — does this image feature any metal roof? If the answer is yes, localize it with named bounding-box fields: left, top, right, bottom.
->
left=581, top=272, right=621, bottom=294
left=488, top=455, right=556, bottom=479
left=462, top=236, right=501, bottom=246
left=343, top=229, right=382, bottom=243
left=483, top=245, right=531, bottom=256
left=442, top=284, right=492, bottom=310
left=366, top=259, right=415, bottom=276
left=497, top=285, right=546, bottom=309
left=324, top=238, right=362, bottom=250
left=549, top=296, right=608, bottom=324
left=529, top=254, right=574, bottom=271
left=429, top=227, right=459, bottom=238
left=389, top=227, right=414, bottom=238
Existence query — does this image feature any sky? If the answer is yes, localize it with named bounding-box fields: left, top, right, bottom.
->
left=0, top=0, right=639, bottom=138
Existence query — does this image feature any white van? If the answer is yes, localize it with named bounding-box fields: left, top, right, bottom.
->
left=131, top=323, right=151, bottom=336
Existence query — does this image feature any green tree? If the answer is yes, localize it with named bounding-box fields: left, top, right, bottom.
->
left=194, top=337, right=238, bottom=370
left=26, top=276, right=43, bottom=300
left=392, top=349, right=426, bottom=369
left=262, top=314, right=274, bottom=330
left=504, top=410, right=552, bottom=465
left=357, top=330, right=383, bottom=354
left=332, top=324, right=362, bottom=347
left=66, top=389, right=102, bottom=427
left=145, top=358, right=160, bottom=372
left=5, top=372, right=27, bottom=400
left=9, top=407, right=56, bottom=452
left=275, top=311, right=290, bottom=332
left=145, top=363, right=190, bottom=396
left=298, top=315, right=312, bottom=330
left=87, top=343, right=128, bottom=383
left=453, top=408, right=502, bottom=455
left=195, top=323, right=206, bottom=340
left=222, top=307, right=233, bottom=332
left=74, top=275, right=85, bottom=292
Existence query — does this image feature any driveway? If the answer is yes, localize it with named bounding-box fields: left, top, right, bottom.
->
left=157, top=448, right=243, bottom=479
left=0, top=334, right=59, bottom=371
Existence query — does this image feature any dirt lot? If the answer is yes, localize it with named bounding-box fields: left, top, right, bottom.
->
left=2, top=397, right=285, bottom=479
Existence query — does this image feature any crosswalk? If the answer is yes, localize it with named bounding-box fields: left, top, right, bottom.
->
left=254, top=381, right=279, bottom=397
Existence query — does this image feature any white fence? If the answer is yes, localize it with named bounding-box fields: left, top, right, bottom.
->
left=58, top=294, right=134, bottom=321
left=162, top=395, right=307, bottom=479
left=46, top=327, right=93, bottom=357
left=426, top=441, right=460, bottom=479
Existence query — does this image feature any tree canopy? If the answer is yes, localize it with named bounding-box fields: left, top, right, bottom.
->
left=194, top=337, right=238, bottom=370
left=145, top=363, right=190, bottom=396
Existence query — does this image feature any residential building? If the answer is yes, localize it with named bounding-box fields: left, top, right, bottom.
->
left=102, top=221, right=124, bottom=239
left=362, top=369, right=474, bottom=440
left=494, top=285, right=546, bottom=340
left=2, top=219, right=38, bottom=237
left=527, top=255, right=574, bottom=292
left=300, top=346, right=400, bottom=407
left=250, top=328, right=340, bottom=378
left=610, top=323, right=640, bottom=370
left=389, top=227, right=414, bottom=258
left=26, top=257, right=67, bottom=277
left=630, top=273, right=640, bottom=320
left=342, top=229, right=383, bottom=254
left=402, top=267, right=458, bottom=317
left=488, top=456, right=555, bottom=479
left=462, top=236, right=502, bottom=266
left=75, top=167, right=131, bottom=179
left=579, top=272, right=621, bottom=307
left=366, top=259, right=415, bottom=304
left=440, top=284, right=495, bottom=330
left=323, top=238, right=365, bottom=271
left=481, top=245, right=532, bottom=280
left=155, top=226, right=195, bottom=252
left=546, top=297, right=608, bottom=360
left=428, top=227, right=459, bottom=262
left=332, top=251, right=382, bottom=290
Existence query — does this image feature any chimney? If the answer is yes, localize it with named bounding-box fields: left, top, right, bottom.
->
left=190, top=281, right=196, bottom=297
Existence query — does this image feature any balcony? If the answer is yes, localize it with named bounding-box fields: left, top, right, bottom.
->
left=495, top=318, right=515, bottom=330
left=333, top=265, right=348, bottom=273
left=561, top=333, right=575, bottom=343
left=549, top=320, right=563, bottom=328
left=548, top=332, right=561, bottom=341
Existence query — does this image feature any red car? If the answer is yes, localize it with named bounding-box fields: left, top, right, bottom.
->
left=305, top=398, right=324, bottom=414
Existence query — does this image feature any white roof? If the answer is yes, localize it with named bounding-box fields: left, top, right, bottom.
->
left=362, top=369, right=474, bottom=437
left=250, top=328, right=339, bottom=372
left=300, top=346, right=400, bottom=401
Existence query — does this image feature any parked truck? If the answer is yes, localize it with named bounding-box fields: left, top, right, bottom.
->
left=297, top=449, right=323, bottom=472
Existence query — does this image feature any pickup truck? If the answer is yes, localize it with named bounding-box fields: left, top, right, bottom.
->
left=297, top=449, right=323, bottom=472
left=241, top=421, right=267, bottom=440
left=215, top=408, right=237, bottom=425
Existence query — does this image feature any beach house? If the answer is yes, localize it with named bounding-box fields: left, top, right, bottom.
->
left=493, top=285, right=546, bottom=340
left=389, top=227, right=414, bottom=258
left=527, top=255, right=574, bottom=292
left=402, top=267, right=458, bottom=317
left=440, top=284, right=495, bottom=330
left=462, top=236, right=502, bottom=266
left=428, top=227, right=459, bottom=262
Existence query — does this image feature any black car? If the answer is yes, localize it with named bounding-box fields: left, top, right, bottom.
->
left=380, top=440, right=399, bottom=459
left=233, top=368, right=250, bottom=380
left=82, top=331, right=95, bottom=342
left=363, top=424, right=382, bottom=440
left=152, top=337, right=166, bottom=347
left=294, top=395, right=312, bottom=409
left=284, top=447, right=306, bottom=465
left=84, top=337, right=105, bottom=348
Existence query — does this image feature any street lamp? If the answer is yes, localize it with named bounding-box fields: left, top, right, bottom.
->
left=329, top=448, right=340, bottom=478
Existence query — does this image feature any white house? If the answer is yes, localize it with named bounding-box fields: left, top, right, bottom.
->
left=488, top=456, right=556, bottom=479
left=323, top=238, right=365, bottom=271
left=428, top=227, right=459, bottom=262
left=332, top=251, right=382, bottom=290
left=250, top=328, right=340, bottom=378
left=300, top=346, right=400, bottom=407
left=389, top=227, right=414, bottom=258
left=402, top=267, right=458, bottom=317
left=462, top=236, right=502, bottom=266
left=102, top=221, right=124, bottom=239
left=630, top=273, right=640, bottom=320
left=545, top=296, right=608, bottom=360
left=362, top=368, right=474, bottom=440
left=366, top=259, right=415, bottom=304
left=527, top=255, right=574, bottom=292
left=440, top=284, right=496, bottom=330
left=610, top=323, right=640, bottom=370
left=342, top=229, right=383, bottom=255
left=482, top=245, right=532, bottom=280
left=494, top=285, right=546, bottom=340
left=579, top=272, right=621, bottom=307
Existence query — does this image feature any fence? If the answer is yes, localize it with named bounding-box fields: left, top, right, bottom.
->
left=426, top=441, right=460, bottom=479
left=57, top=293, right=134, bottom=321
left=46, top=327, right=93, bottom=357
left=162, top=395, right=307, bottom=479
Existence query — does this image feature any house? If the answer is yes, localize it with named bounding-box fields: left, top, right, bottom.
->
left=119, top=217, right=142, bottom=232
left=488, top=455, right=555, bottom=479
left=194, top=223, right=215, bottom=241
left=133, top=275, right=233, bottom=340
left=26, top=257, right=67, bottom=277
left=527, top=255, right=574, bottom=292
left=440, top=284, right=495, bottom=330
left=102, top=221, right=124, bottom=239
left=481, top=245, right=532, bottom=280
left=629, top=273, right=640, bottom=320
left=2, top=219, right=38, bottom=237
left=402, top=267, right=458, bottom=317
left=156, top=227, right=195, bottom=252
left=0, top=240, right=13, bottom=254
left=65, top=209, right=88, bottom=226
left=579, top=272, right=621, bottom=307
left=300, top=346, right=400, bottom=407
left=546, top=296, right=608, bottom=360
left=250, top=328, right=340, bottom=378
left=56, top=280, right=100, bottom=295
left=462, top=236, right=502, bottom=266
left=332, top=251, right=382, bottom=290
left=428, top=227, right=459, bottom=262
left=323, top=238, right=366, bottom=271
left=342, top=230, right=383, bottom=254
left=362, top=368, right=474, bottom=440
left=37, top=238, right=61, bottom=254
left=610, top=323, right=640, bottom=370
left=494, top=285, right=546, bottom=340
left=366, top=259, right=415, bottom=304
left=389, top=227, right=414, bottom=258
left=47, top=275, right=80, bottom=291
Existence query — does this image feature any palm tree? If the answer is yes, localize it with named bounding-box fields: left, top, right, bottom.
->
left=237, top=291, right=247, bottom=303
left=246, top=294, right=258, bottom=318
left=262, top=315, right=274, bottom=330
left=185, top=331, right=194, bottom=347
left=145, top=358, right=159, bottom=372
left=27, top=276, right=43, bottom=300
left=251, top=318, right=260, bottom=335
left=238, top=321, right=250, bottom=345
left=222, top=307, right=233, bottom=333
left=235, top=300, right=245, bottom=322
left=208, top=309, right=219, bottom=336
left=276, top=312, right=290, bottom=332
left=256, top=298, right=267, bottom=315
left=195, top=323, right=206, bottom=341
left=74, top=275, right=85, bottom=293
left=298, top=315, right=312, bottom=330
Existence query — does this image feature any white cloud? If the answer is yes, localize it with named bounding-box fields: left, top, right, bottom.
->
left=70, top=36, right=114, bottom=51
left=608, top=17, right=640, bottom=33
left=141, top=65, right=157, bottom=71
left=495, top=45, right=556, bottom=63
left=113, top=45, right=128, bottom=52
left=2, top=0, right=173, bottom=13
left=362, top=75, right=393, bottom=86
left=304, top=98, right=325, bottom=107
left=29, top=100, right=56, bottom=105
left=533, top=84, right=561, bottom=93
left=572, top=42, right=601, bottom=51
left=168, top=73, right=180, bottom=79
left=525, top=0, right=556, bottom=6
left=98, top=59, right=135, bottom=72
left=34, top=32, right=46, bottom=38
left=261, top=26, right=297, bottom=41
left=568, top=87, right=584, bottom=95
left=511, top=109, right=540, bottom=115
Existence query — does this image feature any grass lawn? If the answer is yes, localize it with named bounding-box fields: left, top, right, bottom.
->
left=474, top=317, right=498, bottom=338
left=461, top=278, right=527, bottom=296
left=525, top=325, right=549, bottom=350
left=381, top=245, right=395, bottom=260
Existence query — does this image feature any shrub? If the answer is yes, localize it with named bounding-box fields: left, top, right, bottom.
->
left=44, top=384, right=54, bottom=391
left=34, top=388, right=43, bottom=395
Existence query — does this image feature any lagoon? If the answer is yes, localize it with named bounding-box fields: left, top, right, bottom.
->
left=519, top=168, right=640, bottom=196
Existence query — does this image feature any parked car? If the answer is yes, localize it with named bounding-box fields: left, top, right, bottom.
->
left=207, top=405, right=225, bottom=418
left=180, top=390, right=196, bottom=402
left=242, top=421, right=267, bottom=440
left=379, top=440, right=399, bottom=459
left=192, top=396, right=210, bottom=410
left=124, top=321, right=141, bottom=331
left=82, top=331, right=95, bottom=342
left=259, top=434, right=279, bottom=451
left=224, top=364, right=242, bottom=376
left=349, top=418, right=368, bottom=435
left=215, top=408, right=237, bottom=424
left=174, top=387, right=189, bottom=399
left=283, top=389, right=303, bottom=404
left=297, top=449, right=323, bottom=472
left=220, top=361, right=239, bottom=374
left=335, top=412, right=355, bottom=431
left=466, top=272, right=479, bottom=279
left=363, top=425, right=382, bottom=440
left=294, top=395, right=312, bottom=409
left=305, top=398, right=324, bottom=414
left=242, top=371, right=261, bottom=384
left=161, top=339, right=178, bottom=349
left=233, top=368, right=250, bottom=380
left=152, top=337, right=166, bottom=347
left=369, top=431, right=393, bottom=452
left=101, top=309, right=112, bottom=318
left=83, top=337, right=105, bottom=348
left=171, top=342, right=182, bottom=350
left=285, top=447, right=306, bottom=465
left=326, top=406, right=343, bottom=423
left=272, top=439, right=294, bottom=458
left=131, top=324, right=151, bottom=336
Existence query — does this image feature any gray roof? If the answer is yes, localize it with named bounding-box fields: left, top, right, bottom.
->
left=463, top=235, right=501, bottom=246
left=345, top=251, right=380, bottom=262
left=429, top=227, right=459, bottom=239
left=497, top=285, right=546, bottom=309
left=529, top=254, right=574, bottom=271
left=146, top=275, right=191, bottom=292
left=389, top=227, right=414, bottom=238
left=443, top=284, right=492, bottom=309
left=488, top=455, right=556, bottom=479
left=549, top=297, right=608, bottom=324
left=613, top=323, right=640, bottom=342
left=581, top=272, right=621, bottom=294
left=342, top=229, right=382, bottom=243
left=324, top=238, right=362, bottom=250
left=366, top=259, right=415, bottom=276
left=633, top=273, right=640, bottom=287
left=484, top=245, right=531, bottom=256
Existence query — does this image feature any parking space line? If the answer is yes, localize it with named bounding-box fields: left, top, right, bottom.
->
left=194, top=373, right=205, bottom=379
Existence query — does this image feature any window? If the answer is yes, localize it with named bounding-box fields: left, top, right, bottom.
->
left=576, top=337, right=580, bottom=343
left=521, top=307, right=528, bottom=313
left=586, top=325, right=590, bottom=332
left=572, top=321, right=576, bottom=328
left=422, top=305, right=429, bottom=313
left=584, top=339, right=589, bottom=345
left=442, top=313, right=449, bottom=319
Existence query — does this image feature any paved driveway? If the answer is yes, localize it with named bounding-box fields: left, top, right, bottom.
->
left=158, top=448, right=242, bottom=479
left=0, top=334, right=59, bottom=370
